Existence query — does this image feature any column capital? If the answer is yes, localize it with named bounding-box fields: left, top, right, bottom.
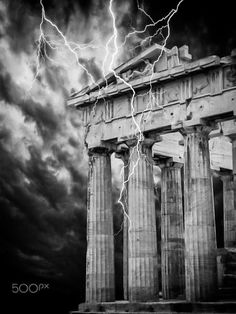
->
left=220, top=119, right=236, bottom=139
left=228, top=133, right=236, bottom=142
left=218, top=170, right=234, bottom=182
left=125, top=137, right=155, bottom=147
left=179, top=118, right=217, bottom=137
left=124, top=136, right=157, bottom=157
left=181, top=124, right=216, bottom=137
left=115, top=143, right=130, bottom=162
left=154, top=156, right=183, bottom=168
left=88, top=146, right=112, bottom=156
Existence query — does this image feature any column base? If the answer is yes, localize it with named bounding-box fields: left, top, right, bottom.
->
left=70, top=300, right=236, bottom=313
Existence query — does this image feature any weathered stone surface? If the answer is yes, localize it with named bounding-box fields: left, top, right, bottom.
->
left=229, top=135, right=236, bottom=209
left=68, top=46, right=236, bottom=149
left=69, top=46, right=236, bottom=308
left=75, top=300, right=236, bottom=313
left=153, top=133, right=232, bottom=171
left=221, top=173, right=236, bottom=248
left=160, top=160, right=185, bottom=300
left=221, top=121, right=236, bottom=208
left=128, top=141, right=158, bottom=301
left=85, top=148, right=115, bottom=302
left=83, top=88, right=236, bottom=148
left=115, top=147, right=130, bottom=300
left=183, top=126, right=217, bottom=301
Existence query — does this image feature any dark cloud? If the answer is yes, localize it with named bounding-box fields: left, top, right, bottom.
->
left=0, top=0, right=234, bottom=313
left=0, top=118, right=88, bottom=310
left=78, top=57, right=102, bottom=81
left=147, top=0, right=236, bottom=58
left=4, top=1, right=39, bottom=54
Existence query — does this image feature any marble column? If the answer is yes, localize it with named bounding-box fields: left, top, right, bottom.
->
left=85, top=147, right=115, bottom=302
left=183, top=126, right=217, bottom=301
left=229, top=134, right=236, bottom=209
left=115, top=147, right=129, bottom=300
left=160, top=159, right=185, bottom=299
left=221, top=172, right=236, bottom=247
left=128, top=140, right=159, bottom=301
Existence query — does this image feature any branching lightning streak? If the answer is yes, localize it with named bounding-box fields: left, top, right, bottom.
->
left=29, top=0, right=104, bottom=104
left=33, top=0, right=184, bottom=237
left=136, top=0, right=184, bottom=131
left=108, top=0, right=144, bottom=235
left=29, top=0, right=110, bottom=149
left=136, top=0, right=155, bottom=24
left=107, top=0, right=184, bottom=237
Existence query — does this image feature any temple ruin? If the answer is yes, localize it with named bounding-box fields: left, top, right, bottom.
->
left=68, top=44, right=236, bottom=313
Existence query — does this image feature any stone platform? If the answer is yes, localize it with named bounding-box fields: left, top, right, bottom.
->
left=70, top=301, right=236, bottom=314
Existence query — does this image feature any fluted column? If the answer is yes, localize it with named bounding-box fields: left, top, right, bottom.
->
left=85, top=147, right=115, bottom=302
left=229, top=134, right=236, bottom=209
left=221, top=172, right=236, bottom=247
left=183, top=126, right=217, bottom=301
left=128, top=140, right=158, bottom=301
left=160, top=159, right=185, bottom=299
left=115, top=146, right=129, bottom=300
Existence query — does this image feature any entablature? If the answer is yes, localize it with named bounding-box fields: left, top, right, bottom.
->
left=67, top=46, right=236, bottom=148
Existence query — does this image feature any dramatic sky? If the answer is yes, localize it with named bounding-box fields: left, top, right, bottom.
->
left=0, top=0, right=235, bottom=313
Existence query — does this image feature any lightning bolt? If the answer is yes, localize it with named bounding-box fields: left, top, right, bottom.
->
left=137, top=0, right=155, bottom=24
left=106, top=0, right=184, bottom=237
left=107, top=0, right=144, bottom=235
left=28, top=0, right=108, bottom=123
left=32, top=0, right=184, bottom=237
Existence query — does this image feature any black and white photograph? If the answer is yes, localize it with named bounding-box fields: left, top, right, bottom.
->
left=0, top=1, right=236, bottom=313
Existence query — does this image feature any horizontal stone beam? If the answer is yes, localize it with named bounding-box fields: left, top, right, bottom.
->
left=152, top=134, right=232, bottom=171
left=85, top=88, right=236, bottom=148
left=68, top=54, right=221, bottom=107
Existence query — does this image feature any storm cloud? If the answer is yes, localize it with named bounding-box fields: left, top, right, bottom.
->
left=0, top=0, right=235, bottom=313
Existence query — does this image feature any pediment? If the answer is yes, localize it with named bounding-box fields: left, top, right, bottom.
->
left=70, top=44, right=193, bottom=99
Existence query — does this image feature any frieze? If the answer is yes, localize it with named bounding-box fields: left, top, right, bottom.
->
left=224, top=65, right=236, bottom=89
left=81, top=63, right=236, bottom=133
left=82, top=106, right=91, bottom=125
left=180, top=77, right=192, bottom=102
left=164, top=80, right=181, bottom=105
left=113, top=95, right=130, bottom=118
left=105, top=99, right=114, bottom=121
left=210, top=69, right=223, bottom=94
left=134, top=90, right=151, bottom=113
left=192, top=73, right=210, bottom=97
left=153, top=86, right=164, bottom=108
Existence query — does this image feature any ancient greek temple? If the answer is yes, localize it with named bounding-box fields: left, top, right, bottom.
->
left=68, top=44, right=236, bottom=313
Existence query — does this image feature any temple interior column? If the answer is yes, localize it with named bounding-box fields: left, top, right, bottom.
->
left=127, top=139, right=159, bottom=301
left=183, top=126, right=217, bottom=301
left=159, top=159, right=185, bottom=299
left=85, top=147, right=115, bottom=302
left=221, top=172, right=236, bottom=247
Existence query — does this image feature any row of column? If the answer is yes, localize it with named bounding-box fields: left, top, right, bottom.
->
left=85, top=126, right=236, bottom=303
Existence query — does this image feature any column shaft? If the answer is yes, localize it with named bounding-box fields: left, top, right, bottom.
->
left=123, top=157, right=129, bottom=300
left=232, top=136, right=236, bottom=178
left=128, top=143, right=158, bottom=301
left=222, top=174, right=236, bottom=247
left=85, top=149, right=115, bottom=302
left=161, top=162, right=185, bottom=299
left=184, top=126, right=217, bottom=301
left=231, top=136, right=236, bottom=208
